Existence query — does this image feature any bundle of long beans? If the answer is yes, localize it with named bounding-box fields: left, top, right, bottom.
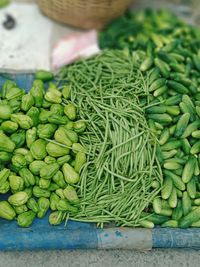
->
left=59, top=50, right=163, bottom=227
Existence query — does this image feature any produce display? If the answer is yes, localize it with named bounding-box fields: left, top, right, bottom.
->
left=1, top=9, right=200, bottom=228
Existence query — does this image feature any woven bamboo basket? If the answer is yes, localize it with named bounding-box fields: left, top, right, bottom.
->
left=37, top=0, right=132, bottom=29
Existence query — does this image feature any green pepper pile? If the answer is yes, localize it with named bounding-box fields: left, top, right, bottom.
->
left=0, top=71, right=86, bottom=227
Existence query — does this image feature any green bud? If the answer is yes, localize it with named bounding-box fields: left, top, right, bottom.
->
left=23, top=187, right=33, bottom=199
left=17, top=210, right=36, bottom=227
left=0, top=201, right=16, bottom=220
left=11, top=154, right=26, bottom=170
left=45, top=88, right=62, bottom=104
left=9, top=98, right=21, bottom=113
left=54, top=127, right=73, bottom=147
left=35, top=70, right=54, bottom=82
left=50, top=104, right=64, bottom=115
left=0, top=151, right=12, bottom=163
left=72, top=143, right=86, bottom=154
left=27, top=107, right=40, bottom=126
left=21, top=93, right=34, bottom=111
left=73, top=120, right=86, bottom=133
left=52, top=170, right=66, bottom=188
left=48, top=114, right=68, bottom=125
left=0, top=168, right=10, bottom=185
left=57, top=199, right=78, bottom=213
left=14, top=204, right=28, bottom=215
left=0, top=181, right=10, bottom=193
left=30, top=80, right=44, bottom=107
left=63, top=185, right=79, bottom=204
left=27, top=198, right=39, bottom=213
left=48, top=183, right=59, bottom=191
left=44, top=156, right=56, bottom=164
left=8, top=191, right=29, bottom=206
left=37, top=124, right=57, bottom=139
left=33, top=186, right=50, bottom=198
left=63, top=121, right=74, bottom=130
left=46, top=142, right=69, bottom=157
left=25, top=151, right=34, bottom=164
left=2, top=80, right=17, bottom=99
left=14, top=148, right=29, bottom=155
left=39, top=178, right=51, bottom=189
left=49, top=211, right=64, bottom=225
left=26, top=127, right=37, bottom=148
left=19, top=168, right=35, bottom=187
left=5, top=87, right=24, bottom=101
left=9, top=175, right=24, bottom=192
left=57, top=155, right=71, bottom=166
left=39, top=109, right=52, bottom=123
left=30, top=139, right=47, bottom=160
left=37, top=197, right=50, bottom=218
left=50, top=192, right=60, bottom=211
left=10, top=130, right=26, bottom=148
left=62, top=163, right=79, bottom=184
left=55, top=188, right=65, bottom=199
left=1, top=121, right=18, bottom=133
left=40, top=163, right=60, bottom=180
left=0, top=131, right=15, bottom=152
left=29, top=160, right=47, bottom=175
left=11, top=114, right=33, bottom=129
left=62, top=85, right=71, bottom=99
left=64, top=103, right=76, bottom=120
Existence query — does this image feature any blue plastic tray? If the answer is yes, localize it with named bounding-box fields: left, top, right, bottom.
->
left=0, top=73, right=200, bottom=250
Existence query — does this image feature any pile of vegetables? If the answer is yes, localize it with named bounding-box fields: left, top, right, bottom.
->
left=98, top=9, right=200, bottom=227
left=0, top=72, right=86, bottom=227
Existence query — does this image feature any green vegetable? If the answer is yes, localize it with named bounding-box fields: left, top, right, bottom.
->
left=45, top=88, right=62, bottom=104
left=35, top=70, right=54, bottom=81
left=62, top=85, right=71, bottom=99
left=29, top=160, right=47, bottom=175
left=0, top=131, right=15, bottom=152
left=37, top=124, right=57, bottom=139
left=14, top=205, right=28, bottom=215
left=19, top=168, right=35, bottom=187
left=33, top=186, right=51, bottom=198
left=54, top=127, right=73, bottom=147
left=1, top=120, right=18, bottom=133
left=62, top=163, right=79, bottom=184
left=50, top=192, right=60, bottom=211
left=52, top=170, right=66, bottom=188
left=11, top=154, right=26, bottom=170
left=37, top=197, right=50, bottom=218
left=0, top=201, right=16, bottom=220
left=30, top=139, right=47, bottom=160
left=0, top=168, right=10, bottom=185
left=44, top=156, right=56, bottom=164
left=17, top=210, right=36, bottom=227
left=26, top=127, right=37, bottom=148
left=179, top=207, right=200, bottom=228
left=11, top=114, right=33, bottom=129
left=39, top=178, right=51, bottom=189
left=57, top=199, right=78, bottom=213
left=21, top=93, right=34, bottom=111
left=40, top=163, right=60, bottom=180
left=57, top=155, right=71, bottom=166
left=46, top=142, right=69, bottom=157
left=30, top=80, right=44, bottom=107
left=10, top=130, right=26, bottom=148
left=27, top=198, right=39, bottom=213
left=64, top=103, right=76, bottom=120
left=63, top=185, right=79, bottom=204
left=8, top=191, right=29, bottom=206
left=49, top=211, right=64, bottom=225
